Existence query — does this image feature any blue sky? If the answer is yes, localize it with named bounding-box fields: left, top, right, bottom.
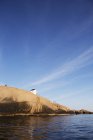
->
left=0, top=0, right=93, bottom=111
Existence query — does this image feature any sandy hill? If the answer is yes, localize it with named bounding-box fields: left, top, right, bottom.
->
left=0, top=86, right=71, bottom=115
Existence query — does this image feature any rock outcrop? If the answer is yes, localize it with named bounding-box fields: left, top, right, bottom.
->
left=0, top=86, right=92, bottom=116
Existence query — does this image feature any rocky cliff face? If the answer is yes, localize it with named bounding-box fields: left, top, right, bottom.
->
left=0, top=86, right=92, bottom=116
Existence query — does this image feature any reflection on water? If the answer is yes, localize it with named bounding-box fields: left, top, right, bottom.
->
left=0, top=115, right=93, bottom=140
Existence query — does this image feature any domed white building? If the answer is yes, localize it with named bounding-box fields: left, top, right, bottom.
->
left=30, top=89, right=37, bottom=95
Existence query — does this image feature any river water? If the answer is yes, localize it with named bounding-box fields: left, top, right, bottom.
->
left=0, top=115, right=93, bottom=140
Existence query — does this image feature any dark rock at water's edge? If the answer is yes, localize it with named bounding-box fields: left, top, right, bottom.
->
left=72, top=109, right=93, bottom=115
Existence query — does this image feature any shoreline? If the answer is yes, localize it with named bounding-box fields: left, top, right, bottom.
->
left=0, top=113, right=72, bottom=117
left=0, top=113, right=92, bottom=117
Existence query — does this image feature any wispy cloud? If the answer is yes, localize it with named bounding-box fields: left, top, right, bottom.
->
left=36, top=72, right=93, bottom=93
left=52, top=87, right=93, bottom=101
left=24, top=46, right=93, bottom=88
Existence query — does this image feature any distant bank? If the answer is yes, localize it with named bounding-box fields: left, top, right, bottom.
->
left=0, top=86, right=92, bottom=116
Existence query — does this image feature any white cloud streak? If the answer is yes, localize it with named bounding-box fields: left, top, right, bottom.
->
left=26, top=47, right=93, bottom=87
left=34, top=72, right=93, bottom=94
left=33, top=47, right=93, bottom=84
left=52, top=87, right=93, bottom=101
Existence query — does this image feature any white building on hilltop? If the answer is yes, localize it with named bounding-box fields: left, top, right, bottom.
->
left=30, top=89, right=37, bottom=95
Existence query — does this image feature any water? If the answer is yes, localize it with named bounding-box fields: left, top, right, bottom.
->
left=0, top=115, right=93, bottom=140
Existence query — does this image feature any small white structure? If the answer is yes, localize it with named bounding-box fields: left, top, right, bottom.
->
left=30, top=89, right=37, bottom=95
